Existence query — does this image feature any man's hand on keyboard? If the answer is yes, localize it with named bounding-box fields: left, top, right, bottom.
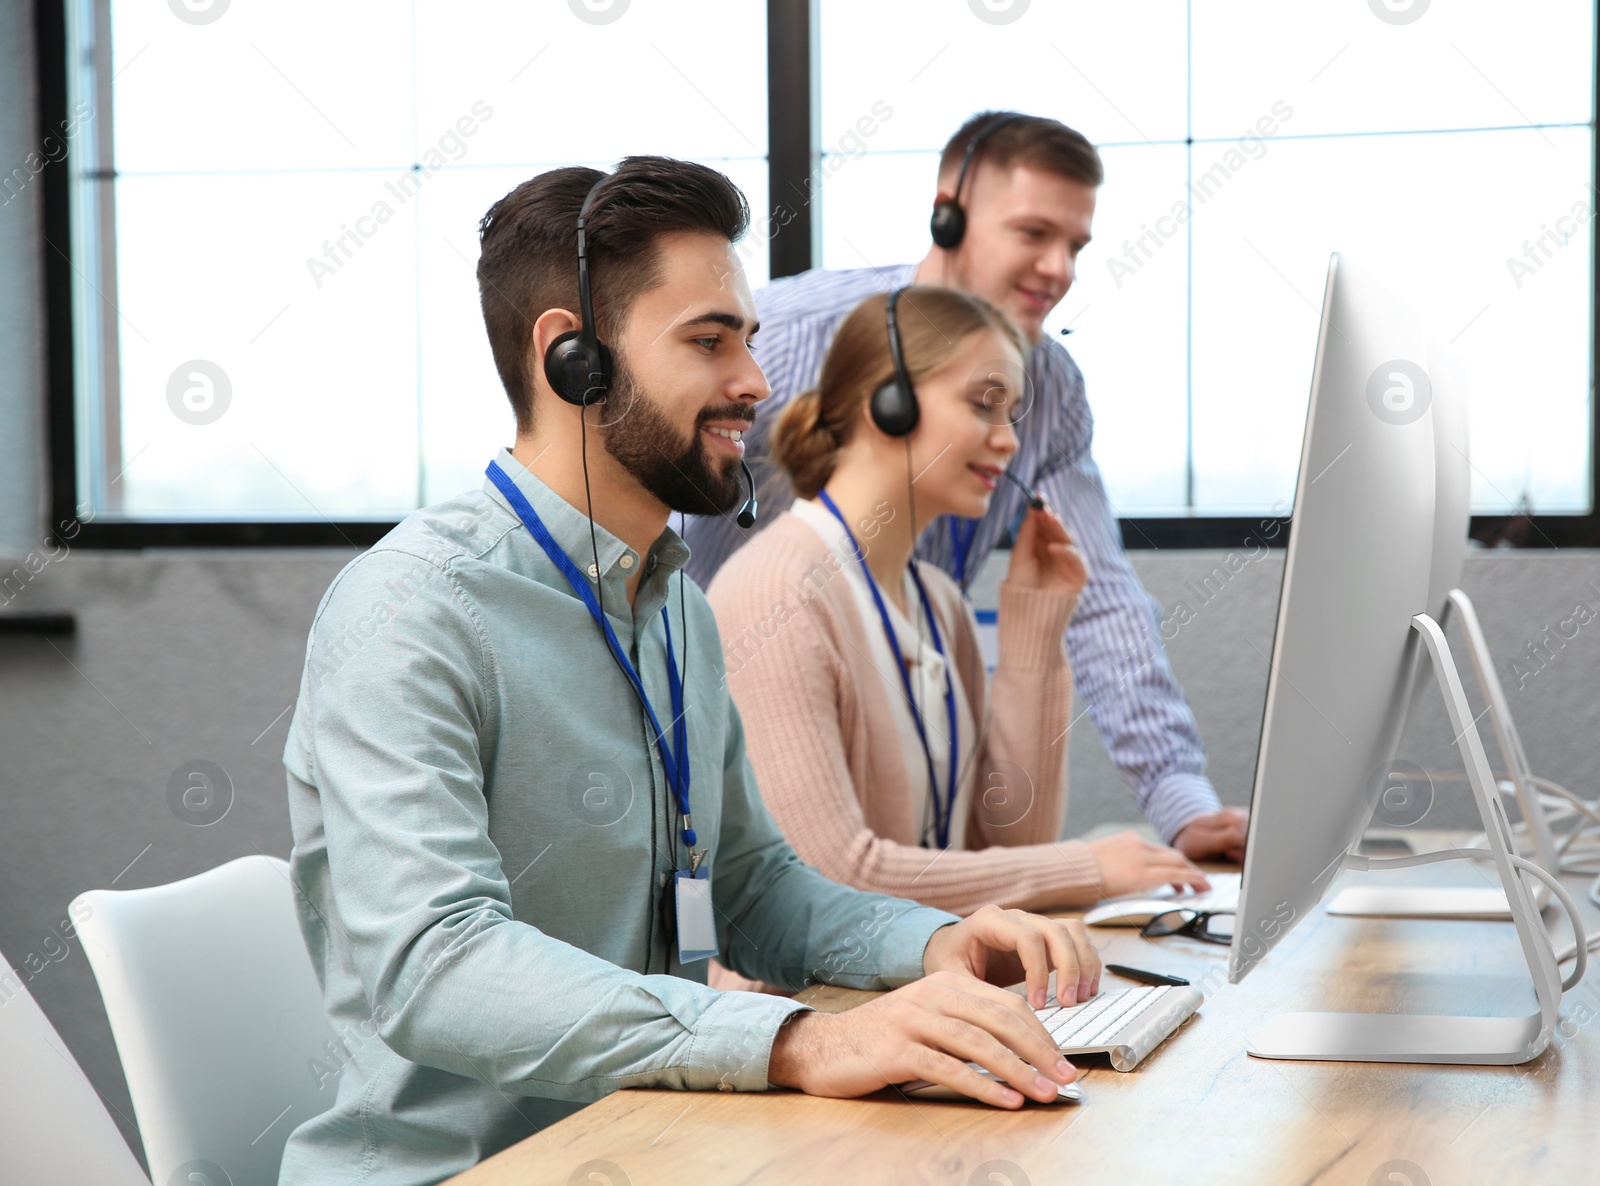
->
left=1088, top=830, right=1211, bottom=898
left=921, top=904, right=1100, bottom=1010
left=765, top=969, right=1078, bottom=1108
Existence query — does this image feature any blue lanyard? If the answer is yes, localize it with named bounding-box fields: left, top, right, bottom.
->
left=949, top=516, right=981, bottom=592
left=486, top=462, right=696, bottom=850
left=818, top=491, right=959, bottom=849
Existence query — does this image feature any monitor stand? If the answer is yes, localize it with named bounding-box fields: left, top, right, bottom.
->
left=1324, top=884, right=1511, bottom=918
left=1324, top=590, right=1558, bottom=920
left=1247, top=613, right=1562, bottom=1065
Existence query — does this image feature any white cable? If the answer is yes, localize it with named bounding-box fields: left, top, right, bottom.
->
left=1484, top=779, right=1600, bottom=875
left=1346, top=848, right=1589, bottom=991
left=1528, top=775, right=1600, bottom=826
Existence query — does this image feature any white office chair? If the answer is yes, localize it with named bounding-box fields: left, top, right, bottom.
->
left=0, top=946, right=151, bottom=1185
left=74, top=855, right=340, bottom=1186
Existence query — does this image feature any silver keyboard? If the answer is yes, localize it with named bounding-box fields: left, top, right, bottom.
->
left=898, top=979, right=1204, bottom=1097
left=1037, top=983, right=1203, bottom=1071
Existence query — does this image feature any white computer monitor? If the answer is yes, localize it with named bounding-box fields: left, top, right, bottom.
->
left=1229, top=253, right=1440, bottom=979
left=1226, top=254, right=1563, bottom=1065
left=1318, top=332, right=1537, bottom=919
left=1331, top=338, right=1567, bottom=914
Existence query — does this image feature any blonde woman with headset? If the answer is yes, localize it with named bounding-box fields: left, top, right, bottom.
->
left=707, top=285, right=1206, bottom=992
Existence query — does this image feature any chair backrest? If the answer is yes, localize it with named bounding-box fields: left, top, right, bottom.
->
left=0, top=946, right=151, bottom=1185
left=74, top=855, right=340, bottom=1186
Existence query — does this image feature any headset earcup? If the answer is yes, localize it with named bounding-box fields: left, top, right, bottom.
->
left=543, top=330, right=587, bottom=405
left=870, top=378, right=919, bottom=437
left=929, top=200, right=966, bottom=250
left=543, top=330, right=611, bottom=406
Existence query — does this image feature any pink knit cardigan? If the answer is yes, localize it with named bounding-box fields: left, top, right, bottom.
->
left=706, top=510, right=1105, bottom=992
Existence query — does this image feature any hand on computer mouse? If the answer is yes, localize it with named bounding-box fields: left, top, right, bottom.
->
left=1087, top=831, right=1210, bottom=898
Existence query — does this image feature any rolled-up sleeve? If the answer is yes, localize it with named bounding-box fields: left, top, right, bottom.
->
left=298, top=548, right=954, bottom=1101
left=704, top=646, right=959, bottom=993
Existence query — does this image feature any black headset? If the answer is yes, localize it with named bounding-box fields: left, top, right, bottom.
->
left=871, top=285, right=1048, bottom=502
left=929, top=112, right=1025, bottom=251
left=541, top=171, right=759, bottom=527
left=543, top=176, right=613, bottom=407
left=870, top=286, right=920, bottom=437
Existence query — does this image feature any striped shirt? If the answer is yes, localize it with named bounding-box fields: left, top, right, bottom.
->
left=683, top=263, right=1221, bottom=843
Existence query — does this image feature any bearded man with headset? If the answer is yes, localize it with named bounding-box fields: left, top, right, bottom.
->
left=278, top=156, right=1100, bottom=1186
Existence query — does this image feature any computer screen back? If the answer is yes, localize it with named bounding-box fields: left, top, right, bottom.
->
left=1229, top=254, right=1440, bottom=984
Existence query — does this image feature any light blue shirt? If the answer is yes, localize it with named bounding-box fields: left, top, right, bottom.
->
left=684, top=264, right=1223, bottom=842
left=278, top=447, right=958, bottom=1186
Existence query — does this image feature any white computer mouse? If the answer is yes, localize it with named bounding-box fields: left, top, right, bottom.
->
left=900, top=1070, right=1083, bottom=1104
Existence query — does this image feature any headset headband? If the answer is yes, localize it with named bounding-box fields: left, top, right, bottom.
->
left=885, top=286, right=912, bottom=394
left=574, top=175, right=606, bottom=357
left=952, top=112, right=1025, bottom=208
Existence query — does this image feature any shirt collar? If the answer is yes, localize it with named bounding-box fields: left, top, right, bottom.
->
left=483, top=447, right=691, bottom=588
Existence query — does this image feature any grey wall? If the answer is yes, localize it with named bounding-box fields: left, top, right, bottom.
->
left=0, top=552, right=356, bottom=1168
left=969, top=546, right=1600, bottom=835
left=1057, top=549, right=1600, bottom=836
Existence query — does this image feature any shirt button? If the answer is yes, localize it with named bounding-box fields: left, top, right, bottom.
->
left=586, top=563, right=598, bottom=578
left=619, top=554, right=635, bottom=570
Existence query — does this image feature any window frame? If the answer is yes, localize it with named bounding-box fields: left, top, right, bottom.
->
left=39, top=0, right=1600, bottom=549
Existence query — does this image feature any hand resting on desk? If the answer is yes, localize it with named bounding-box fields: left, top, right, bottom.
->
left=767, top=905, right=1099, bottom=1109
left=1173, top=806, right=1248, bottom=864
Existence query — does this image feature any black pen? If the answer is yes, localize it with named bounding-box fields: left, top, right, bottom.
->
left=1105, top=963, right=1190, bottom=987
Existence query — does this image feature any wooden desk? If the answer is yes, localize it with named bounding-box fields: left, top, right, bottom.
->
left=447, top=849, right=1599, bottom=1186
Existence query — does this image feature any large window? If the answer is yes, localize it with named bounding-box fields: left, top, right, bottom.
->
left=60, top=0, right=766, bottom=526
left=44, top=0, right=1599, bottom=541
left=818, top=0, right=1596, bottom=519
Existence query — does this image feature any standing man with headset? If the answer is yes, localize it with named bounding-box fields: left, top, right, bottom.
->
left=685, top=111, right=1248, bottom=864
left=278, top=156, right=1100, bottom=1186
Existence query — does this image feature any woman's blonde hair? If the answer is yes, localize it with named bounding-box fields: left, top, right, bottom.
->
left=771, top=285, right=1029, bottom=499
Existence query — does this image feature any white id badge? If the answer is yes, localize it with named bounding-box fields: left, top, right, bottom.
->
left=674, top=869, right=719, bottom=963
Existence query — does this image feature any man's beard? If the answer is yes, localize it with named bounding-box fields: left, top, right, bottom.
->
left=595, top=353, right=748, bottom=517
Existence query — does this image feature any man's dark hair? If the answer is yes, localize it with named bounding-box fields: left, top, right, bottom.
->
left=939, top=111, right=1103, bottom=190
left=476, top=155, right=751, bottom=433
